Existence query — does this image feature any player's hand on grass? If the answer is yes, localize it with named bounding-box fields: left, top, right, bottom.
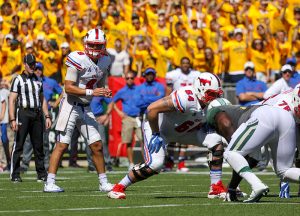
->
left=148, top=133, right=165, bottom=154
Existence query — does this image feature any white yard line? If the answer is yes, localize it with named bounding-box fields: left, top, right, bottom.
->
left=0, top=202, right=299, bottom=214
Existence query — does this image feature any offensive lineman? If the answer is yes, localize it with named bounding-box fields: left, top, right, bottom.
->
left=206, top=86, right=300, bottom=202
left=108, top=72, right=227, bottom=199
left=44, top=29, right=114, bottom=192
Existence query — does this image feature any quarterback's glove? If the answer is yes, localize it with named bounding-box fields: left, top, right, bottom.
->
left=148, top=133, right=166, bottom=154
left=279, top=181, right=290, bottom=198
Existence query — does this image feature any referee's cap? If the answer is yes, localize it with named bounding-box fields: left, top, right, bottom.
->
left=23, top=54, right=36, bottom=65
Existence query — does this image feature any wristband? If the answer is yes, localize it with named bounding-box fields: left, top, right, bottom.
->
left=10, top=119, right=15, bottom=123
left=45, top=115, right=51, bottom=119
left=86, top=89, right=94, bottom=96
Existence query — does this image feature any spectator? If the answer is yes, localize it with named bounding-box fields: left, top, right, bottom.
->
left=107, top=38, right=130, bottom=77
left=0, top=79, right=10, bottom=171
left=220, top=28, right=248, bottom=83
left=90, top=96, right=114, bottom=172
left=236, top=61, right=268, bottom=106
left=137, top=67, right=165, bottom=114
left=264, top=64, right=294, bottom=99
left=1, top=39, right=22, bottom=81
left=287, top=57, right=300, bottom=88
left=60, top=42, right=71, bottom=84
left=112, top=71, right=142, bottom=170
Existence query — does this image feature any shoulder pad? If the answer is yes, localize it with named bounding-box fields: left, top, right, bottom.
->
left=171, top=86, right=198, bottom=113
left=65, top=51, right=87, bottom=71
left=206, top=107, right=222, bottom=128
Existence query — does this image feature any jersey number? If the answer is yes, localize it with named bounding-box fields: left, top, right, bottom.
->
left=278, top=100, right=291, bottom=112
left=185, top=90, right=194, bottom=101
left=175, top=120, right=203, bottom=133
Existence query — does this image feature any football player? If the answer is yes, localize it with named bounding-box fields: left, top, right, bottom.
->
left=226, top=86, right=300, bottom=201
left=44, top=29, right=114, bottom=192
left=206, top=85, right=300, bottom=202
left=107, top=72, right=228, bottom=199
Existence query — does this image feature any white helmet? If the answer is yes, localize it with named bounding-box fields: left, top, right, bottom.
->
left=193, top=72, right=223, bottom=104
left=83, top=28, right=107, bottom=59
left=292, top=83, right=300, bottom=118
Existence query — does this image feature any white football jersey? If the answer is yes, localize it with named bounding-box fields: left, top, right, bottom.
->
left=65, top=51, right=111, bottom=103
left=159, top=86, right=206, bottom=143
left=165, top=68, right=200, bottom=91
left=260, top=89, right=294, bottom=115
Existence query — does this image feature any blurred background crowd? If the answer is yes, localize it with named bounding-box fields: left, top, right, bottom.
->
left=0, top=0, right=300, bottom=82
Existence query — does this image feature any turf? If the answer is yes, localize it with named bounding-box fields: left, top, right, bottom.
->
left=0, top=167, right=300, bottom=216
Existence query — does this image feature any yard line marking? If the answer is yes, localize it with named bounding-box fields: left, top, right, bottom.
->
left=0, top=202, right=299, bottom=213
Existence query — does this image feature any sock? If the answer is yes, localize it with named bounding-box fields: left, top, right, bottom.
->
left=283, top=168, right=300, bottom=182
left=119, top=175, right=132, bottom=188
left=224, top=151, right=263, bottom=190
left=47, top=173, right=56, bottom=185
left=210, top=169, right=222, bottom=185
left=98, top=173, right=108, bottom=185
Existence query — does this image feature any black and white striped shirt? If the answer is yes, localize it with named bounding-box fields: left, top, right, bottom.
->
left=10, top=72, right=43, bottom=109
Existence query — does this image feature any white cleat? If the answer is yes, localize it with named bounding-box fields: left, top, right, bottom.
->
left=43, top=183, right=64, bottom=193
left=99, top=182, right=114, bottom=192
left=243, top=185, right=269, bottom=203
left=107, top=184, right=126, bottom=199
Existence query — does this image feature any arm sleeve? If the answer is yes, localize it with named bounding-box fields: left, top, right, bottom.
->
left=263, top=81, right=281, bottom=99
left=113, top=90, right=122, bottom=102
left=10, top=77, right=20, bottom=93
left=123, top=52, right=130, bottom=66
left=235, top=81, right=244, bottom=96
left=65, top=67, right=78, bottom=82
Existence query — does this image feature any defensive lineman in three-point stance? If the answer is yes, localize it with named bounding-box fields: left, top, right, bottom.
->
left=108, top=72, right=229, bottom=199
left=207, top=85, right=300, bottom=202
left=44, top=28, right=114, bottom=192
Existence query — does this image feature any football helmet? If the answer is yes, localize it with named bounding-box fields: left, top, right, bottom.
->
left=83, top=28, right=107, bottom=59
left=193, top=72, right=223, bottom=104
left=292, top=83, right=300, bottom=119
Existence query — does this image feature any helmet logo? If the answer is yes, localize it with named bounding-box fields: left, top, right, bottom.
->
left=198, top=77, right=211, bottom=86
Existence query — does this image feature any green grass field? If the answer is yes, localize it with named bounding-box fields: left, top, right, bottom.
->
left=0, top=167, right=300, bottom=216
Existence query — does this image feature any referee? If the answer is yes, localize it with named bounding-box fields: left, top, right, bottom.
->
left=9, top=54, right=52, bottom=182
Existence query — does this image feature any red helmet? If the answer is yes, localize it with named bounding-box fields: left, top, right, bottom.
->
left=83, top=28, right=107, bottom=59
left=193, top=72, right=223, bottom=104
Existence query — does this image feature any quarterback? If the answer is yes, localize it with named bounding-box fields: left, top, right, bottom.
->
left=108, top=72, right=228, bottom=199
left=44, top=29, right=114, bottom=192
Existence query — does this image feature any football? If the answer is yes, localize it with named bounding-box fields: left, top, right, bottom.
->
left=207, top=98, right=232, bottom=110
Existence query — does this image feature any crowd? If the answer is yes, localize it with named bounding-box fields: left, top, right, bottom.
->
left=0, top=0, right=299, bottom=82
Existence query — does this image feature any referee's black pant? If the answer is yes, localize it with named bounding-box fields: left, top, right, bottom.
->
left=10, top=109, right=47, bottom=179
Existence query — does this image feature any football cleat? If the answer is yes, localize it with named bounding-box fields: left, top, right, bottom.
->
left=107, top=184, right=126, bottom=199
left=43, top=183, right=64, bottom=193
left=279, top=181, right=290, bottom=198
left=236, top=186, right=247, bottom=197
left=176, top=161, right=189, bottom=173
left=99, top=182, right=114, bottom=192
left=208, top=180, right=227, bottom=199
left=243, top=184, right=269, bottom=203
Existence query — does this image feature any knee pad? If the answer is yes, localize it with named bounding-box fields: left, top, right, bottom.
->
left=207, top=147, right=224, bottom=167
left=132, top=163, right=157, bottom=180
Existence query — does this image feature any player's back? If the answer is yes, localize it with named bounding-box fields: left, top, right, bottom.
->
left=160, top=86, right=206, bottom=143
left=260, top=89, right=294, bottom=115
